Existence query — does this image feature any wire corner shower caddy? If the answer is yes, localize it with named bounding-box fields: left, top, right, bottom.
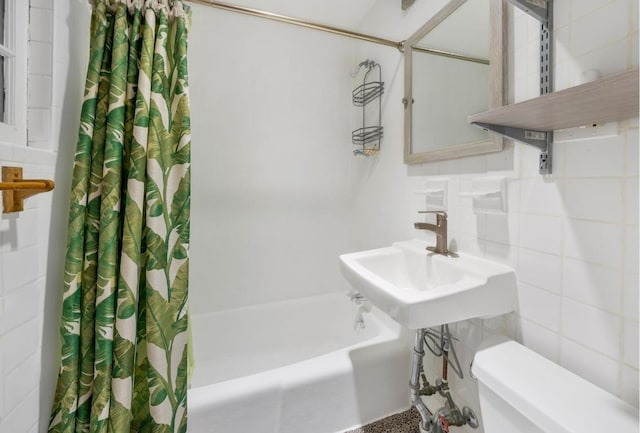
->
left=352, top=60, right=384, bottom=156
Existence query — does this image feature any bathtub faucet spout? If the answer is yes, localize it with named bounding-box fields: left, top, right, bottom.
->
left=348, top=290, right=371, bottom=333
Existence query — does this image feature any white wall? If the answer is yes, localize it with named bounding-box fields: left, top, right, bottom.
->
left=0, top=1, right=57, bottom=431
left=350, top=0, right=639, bottom=427
left=0, top=0, right=90, bottom=431
left=188, top=4, right=356, bottom=314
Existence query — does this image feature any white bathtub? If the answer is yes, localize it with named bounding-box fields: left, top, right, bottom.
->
left=187, top=292, right=412, bottom=433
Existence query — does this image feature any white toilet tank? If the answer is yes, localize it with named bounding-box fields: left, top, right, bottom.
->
left=472, top=335, right=639, bottom=433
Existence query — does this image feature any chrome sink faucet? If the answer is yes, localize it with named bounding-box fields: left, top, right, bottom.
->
left=414, top=211, right=450, bottom=255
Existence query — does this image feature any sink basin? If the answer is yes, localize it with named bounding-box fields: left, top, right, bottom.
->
left=340, top=239, right=517, bottom=329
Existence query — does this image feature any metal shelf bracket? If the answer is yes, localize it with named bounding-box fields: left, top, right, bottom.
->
left=472, top=122, right=553, bottom=175
left=508, top=0, right=549, bottom=25
left=472, top=0, right=554, bottom=174
left=510, top=0, right=553, bottom=95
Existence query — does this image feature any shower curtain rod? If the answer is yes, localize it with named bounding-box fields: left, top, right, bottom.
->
left=185, top=0, right=489, bottom=64
left=186, top=0, right=404, bottom=51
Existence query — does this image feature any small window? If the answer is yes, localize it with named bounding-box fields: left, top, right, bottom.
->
left=0, top=0, right=27, bottom=145
left=0, top=0, right=9, bottom=123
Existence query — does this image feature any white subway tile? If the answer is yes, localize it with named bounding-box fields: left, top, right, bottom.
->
left=626, top=178, right=639, bottom=224
left=452, top=207, right=484, bottom=238
left=513, top=37, right=527, bottom=80
left=563, top=258, right=623, bottom=314
left=625, top=225, right=639, bottom=273
left=460, top=155, right=487, bottom=174
left=571, top=0, right=629, bottom=57
left=484, top=213, right=519, bottom=246
left=631, top=32, right=639, bottom=68
left=564, top=219, right=623, bottom=268
left=15, top=210, right=38, bottom=250
left=623, top=272, right=639, bottom=321
left=620, top=366, right=639, bottom=407
left=26, top=140, right=52, bottom=151
left=565, top=135, right=625, bottom=177
left=505, top=178, right=521, bottom=213
left=1, top=246, right=39, bottom=292
left=564, top=178, right=623, bottom=223
left=513, top=12, right=529, bottom=50
left=28, top=41, right=52, bottom=75
left=0, top=354, right=3, bottom=415
left=37, top=206, right=52, bottom=243
left=553, top=0, right=570, bottom=29
left=486, top=145, right=517, bottom=175
left=554, top=60, right=572, bottom=92
left=627, top=128, right=639, bottom=176
left=573, top=39, right=628, bottom=84
left=571, top=0, right=618, bottom=21
left=1, top=319, right=39, bottom=374
left=27, top=109, right=52, bottom=142
left=0, top=143, right=13, bottom=159
left=560, top=338, right=619, bottom=396
left=554, top=25, right=572, bottom=88
left=11, top=146, right=26, bottom=164
left=520, top=178, right=564, bottom=216
left=28, top=74, right=51, bottom=108
left=562, top=298, right=622, bottom=358
left=518, top=249, right=563, bottom=293
left=517, top=283, right=562, bottom=331
left=484, top=312, right=518, bottom=340
left=519, top=214, right=563, bottom=255
left=0, top=280, right=40, bottom=334
left=3, top=353, right=38, bottom=416
left=452, top=233, right=485, bottom=256
left=0, top=390, right=38, bottom=433
left=29, top=8, right=53, bottom=43
left=518, top=317, right=560, bottom=363
left=484, top=241, right=518, bottom=270
left=438, top=159, right=462, bottom=176
left=623, top=319, right=639, bottom=368
left=30, top=0, right=53, bottom=9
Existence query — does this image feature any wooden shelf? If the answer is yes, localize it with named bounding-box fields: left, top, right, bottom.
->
left=468, top=69, right=639, bottom=131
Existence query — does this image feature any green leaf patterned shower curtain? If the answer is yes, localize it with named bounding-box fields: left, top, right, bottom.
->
left=49, top=1, right=192, bottom=432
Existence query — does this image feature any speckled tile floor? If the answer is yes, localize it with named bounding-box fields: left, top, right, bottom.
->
left=343, top=407, right=421, bottom=433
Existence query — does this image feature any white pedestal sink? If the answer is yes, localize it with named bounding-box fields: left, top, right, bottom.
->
left=340, top=239, right=517, bottom=329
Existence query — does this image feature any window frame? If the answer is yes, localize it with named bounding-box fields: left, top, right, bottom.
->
left=0, top=0, right=27, bottom=146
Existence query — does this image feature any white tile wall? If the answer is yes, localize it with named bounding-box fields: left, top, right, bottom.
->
left=562, top=298, right=622, bottom=359
left=518, top=249, right=563, bottom=293
left=562, top=258, right=622, bottom=314
left=564, top=219, right=624, bottom=268
left=27, top=1, right=54, bottom=150
left=564, top=136, right=625, bottom=177
left=518, top=318, right=560, bottom=362
left=0, top=1, right=62, bottom=431
left=352, top=0, right=640, bottom=414
left=518, top=214, right=563, bottom=255
left=560, top=338, right=620, bottom=395
left=517, top=283, right=562, bottom=331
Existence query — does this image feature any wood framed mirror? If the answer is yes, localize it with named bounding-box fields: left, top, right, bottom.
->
left=403, top=0, right=507, bottom=164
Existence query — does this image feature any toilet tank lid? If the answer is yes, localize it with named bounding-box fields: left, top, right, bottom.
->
left=472, top=336, right=639, bottom=433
